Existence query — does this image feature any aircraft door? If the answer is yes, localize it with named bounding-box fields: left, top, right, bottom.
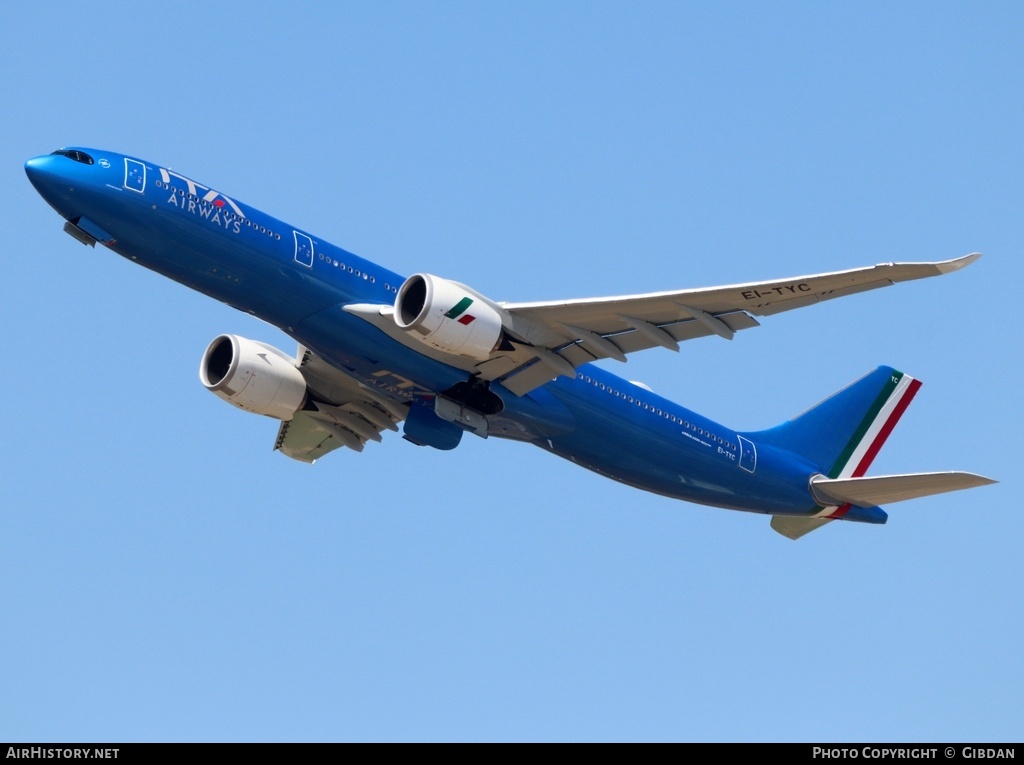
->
left=124, top=159, right=146, bottom=193
left=738, top=435, right=756, bottom=473
left=293, top=231, right=314, bottom=268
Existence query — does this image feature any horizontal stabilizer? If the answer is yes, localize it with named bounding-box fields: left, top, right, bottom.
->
left=810, top=471, right=996, bottom=508
left=770, top=516, right=833, bottom=540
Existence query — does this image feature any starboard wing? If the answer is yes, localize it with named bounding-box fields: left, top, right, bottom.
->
left=490, top=254, right=980, bottom=394
left=343, top=254, right=980, bottom=397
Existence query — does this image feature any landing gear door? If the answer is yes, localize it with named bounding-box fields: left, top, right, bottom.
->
left=124, top=159, right=146, bottom=193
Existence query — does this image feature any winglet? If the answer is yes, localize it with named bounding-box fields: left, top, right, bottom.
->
left=870, top=252, right=982, bottom=282
left=934, top=252, right=982, bottom=274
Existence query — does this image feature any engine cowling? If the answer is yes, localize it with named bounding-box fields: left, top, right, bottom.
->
left=199, top=334, right=307, bottom=420
left=394, top=273, right=506, bottom=360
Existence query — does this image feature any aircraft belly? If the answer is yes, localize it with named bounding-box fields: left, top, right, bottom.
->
left=291, top=304, right=577, bottom=441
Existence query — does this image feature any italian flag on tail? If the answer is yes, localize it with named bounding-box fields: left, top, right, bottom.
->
left=816, top=371, right=921, bottom=520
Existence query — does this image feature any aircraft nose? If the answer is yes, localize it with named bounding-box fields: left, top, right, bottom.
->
left=25, top=154, right=61, bottom=192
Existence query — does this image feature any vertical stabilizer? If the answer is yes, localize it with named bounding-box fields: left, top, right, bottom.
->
left=753, top=366, right=921, bottom=480
left=755, top=367, right=924, bottom=537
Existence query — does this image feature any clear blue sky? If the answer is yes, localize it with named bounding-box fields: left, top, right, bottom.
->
left=2, top=1, right=1020, bottom=742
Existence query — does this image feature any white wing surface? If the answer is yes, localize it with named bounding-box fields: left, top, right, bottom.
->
left=491, top=253, right=980, bottom=394
left=344, top=254, right=980, bottom=396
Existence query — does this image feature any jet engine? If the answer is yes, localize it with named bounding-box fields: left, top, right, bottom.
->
left=394, top=273, right=508, bottom=360
left=199, top=334, right=307, bottom=420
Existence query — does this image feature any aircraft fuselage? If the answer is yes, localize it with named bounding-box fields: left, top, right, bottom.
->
left=22, top=148, right=909, bottom=524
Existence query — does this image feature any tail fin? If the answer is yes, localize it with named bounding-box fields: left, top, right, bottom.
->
left=753, top=366, right=920, bottom=479
left=758, top=367, right=997, bottom=540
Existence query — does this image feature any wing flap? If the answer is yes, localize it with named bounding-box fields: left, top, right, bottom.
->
left=500, top=355, right=573, bottom=396
left=274, top=346, right=408, bottom=463
left=275, top=411, right=348, bottom=463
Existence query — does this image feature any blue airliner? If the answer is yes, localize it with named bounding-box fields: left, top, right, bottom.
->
left=25, top=148, right=995, bottom=539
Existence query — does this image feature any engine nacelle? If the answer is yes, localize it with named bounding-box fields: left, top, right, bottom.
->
left=199, top=334, right=307, bottom=420
left=394, top=273, right=506, bottom=360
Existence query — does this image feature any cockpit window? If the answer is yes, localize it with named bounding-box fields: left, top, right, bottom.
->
left=51, top=149, right=94, bottom=165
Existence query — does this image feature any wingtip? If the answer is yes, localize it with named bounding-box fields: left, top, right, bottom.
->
left=935, top=252, right=983, bottom=273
